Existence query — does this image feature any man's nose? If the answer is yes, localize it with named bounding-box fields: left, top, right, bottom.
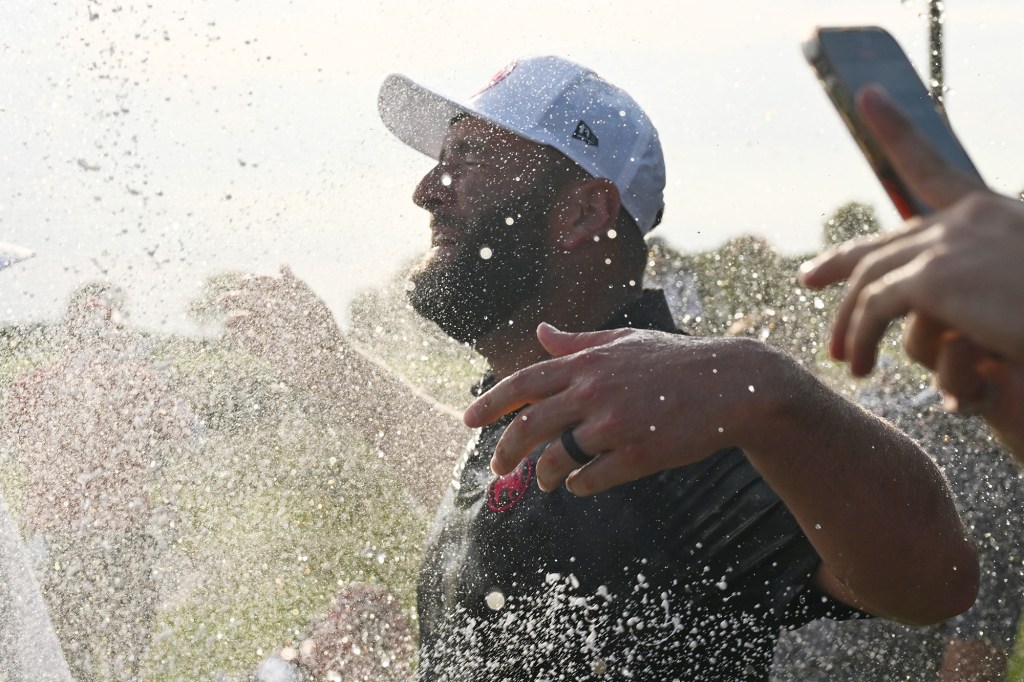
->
left=413, top=164, right=451, bottom=212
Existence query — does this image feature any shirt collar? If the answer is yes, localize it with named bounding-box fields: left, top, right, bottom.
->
left=472, top=289, right=677, bottom=396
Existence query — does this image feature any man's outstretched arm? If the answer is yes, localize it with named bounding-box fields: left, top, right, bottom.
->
left=222, top=267, right=469, bottom=510
left=465, top=324, right=979, bottom=625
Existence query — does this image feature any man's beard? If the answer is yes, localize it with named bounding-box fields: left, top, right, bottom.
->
left=407, top=189, right=552, bottom=346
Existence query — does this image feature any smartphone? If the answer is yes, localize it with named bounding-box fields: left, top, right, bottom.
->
left=803, top=26, right=984, bottom=218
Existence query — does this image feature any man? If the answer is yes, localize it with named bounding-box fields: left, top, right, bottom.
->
left=3, top=283, right=193, bottom=680
left=800, top=84, right=1024, bottom=459
left=0, top=245, right=74, bottom=682
left=227, top=57, right=977, bottom=680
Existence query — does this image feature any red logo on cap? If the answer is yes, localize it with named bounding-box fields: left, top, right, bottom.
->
left=487, top=457, right=533, bottom=513
left=472, top=61, right=518, bottom=99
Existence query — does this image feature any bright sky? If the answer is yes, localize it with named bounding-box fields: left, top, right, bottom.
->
left=1, top=0, right=1021, bottom=331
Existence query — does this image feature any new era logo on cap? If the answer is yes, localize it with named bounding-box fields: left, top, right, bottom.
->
left=572, top=121, right=598, bottom=147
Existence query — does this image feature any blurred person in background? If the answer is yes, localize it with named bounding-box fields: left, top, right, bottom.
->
left=0, top=244, right=73, bottom=682
left=3, top=282, right=193, bottom=680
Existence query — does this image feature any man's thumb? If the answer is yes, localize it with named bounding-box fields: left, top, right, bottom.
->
left=536, top=322, right=627, bottom=357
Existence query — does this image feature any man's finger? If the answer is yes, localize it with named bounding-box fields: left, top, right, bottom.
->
left=564, top=449, right=652, bottom=497
left=223, top=311, right=264, bottom=345
left=902, top=313, right=952, bottom=370
left=489, top=394, right=581, bottom=476
left=464, top=359, right=572, bottom=427
left=218, top=290, right=253, bottom=308
left=280, top=264, right=315, bottom=294
left=534, top=323, right=630, bottom=358
left=219, top=290, right=280, bottom=317
left=857, top=85, right=983, bottom=211
left=799, top=217, right=929, bottom=290
left=534, top=435, right=591, bottom=493
left=934, top=335, right=991, bottom=408
left=222, top=308, right=253, bottom=325
left=844, top=266, right=920, bottom=376
left=829, top=228, right=935, bottom=360
left=230, top=277, right=279, bottom=299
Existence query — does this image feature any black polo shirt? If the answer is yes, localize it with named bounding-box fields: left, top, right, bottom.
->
left=417, top=290, right=860, bottom=681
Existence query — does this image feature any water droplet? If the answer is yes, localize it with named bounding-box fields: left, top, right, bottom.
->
left=814, top=523, right=822, bottom=530
left=649, top=425, right=656, bottom=431
left=480, top=247, right=493, bottom=260
left=485, top=590, right=506, bottom=610
left=607, top=229, right=618, bottom=239
left=505, top=216, right=514, bottom=226
left=748, top=385, right=755, bottom=393
left=441, top=173, right=452, bottom=187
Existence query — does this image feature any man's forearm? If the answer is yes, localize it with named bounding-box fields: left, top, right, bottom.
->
left=736, top=348, right=979, bottom=624
left=302, top=340, right=469, bottom=510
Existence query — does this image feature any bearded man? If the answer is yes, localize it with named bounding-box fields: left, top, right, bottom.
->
left=226, top=56, right=977, bottom=681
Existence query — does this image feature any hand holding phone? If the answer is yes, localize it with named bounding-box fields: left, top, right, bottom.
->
left=803, top=26, right=984, bottom=217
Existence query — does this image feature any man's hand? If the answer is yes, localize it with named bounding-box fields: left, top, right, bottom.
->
left=799, top=86, right=1024, bottom=457
left=466, top=322, right=980, bottom=624
left=465, top=324, right=784, bottom=495
left=220, top=266, right=346, bottom=388
left=802, top=190, right=1024, bottom=376
left=220, top=266, right=466, bottom=510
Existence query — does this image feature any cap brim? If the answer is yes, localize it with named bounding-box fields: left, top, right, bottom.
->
left=378, top=74, right=471, bottom=160
left=0, top=242, right=34, bottom=271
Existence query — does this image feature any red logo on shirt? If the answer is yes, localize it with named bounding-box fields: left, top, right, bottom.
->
left=487, top=458, right=533, bottom=513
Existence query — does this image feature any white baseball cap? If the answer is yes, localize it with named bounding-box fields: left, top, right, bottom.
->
left=378, top=56, right=666, bottom=234
left=0, top=242, right=33, bottom=271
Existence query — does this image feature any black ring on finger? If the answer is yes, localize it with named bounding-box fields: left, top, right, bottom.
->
left=561, top=428, right=595, bottom=465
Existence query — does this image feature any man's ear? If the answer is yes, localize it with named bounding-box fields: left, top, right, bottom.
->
left=549, top=178, right=622, bottom=249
